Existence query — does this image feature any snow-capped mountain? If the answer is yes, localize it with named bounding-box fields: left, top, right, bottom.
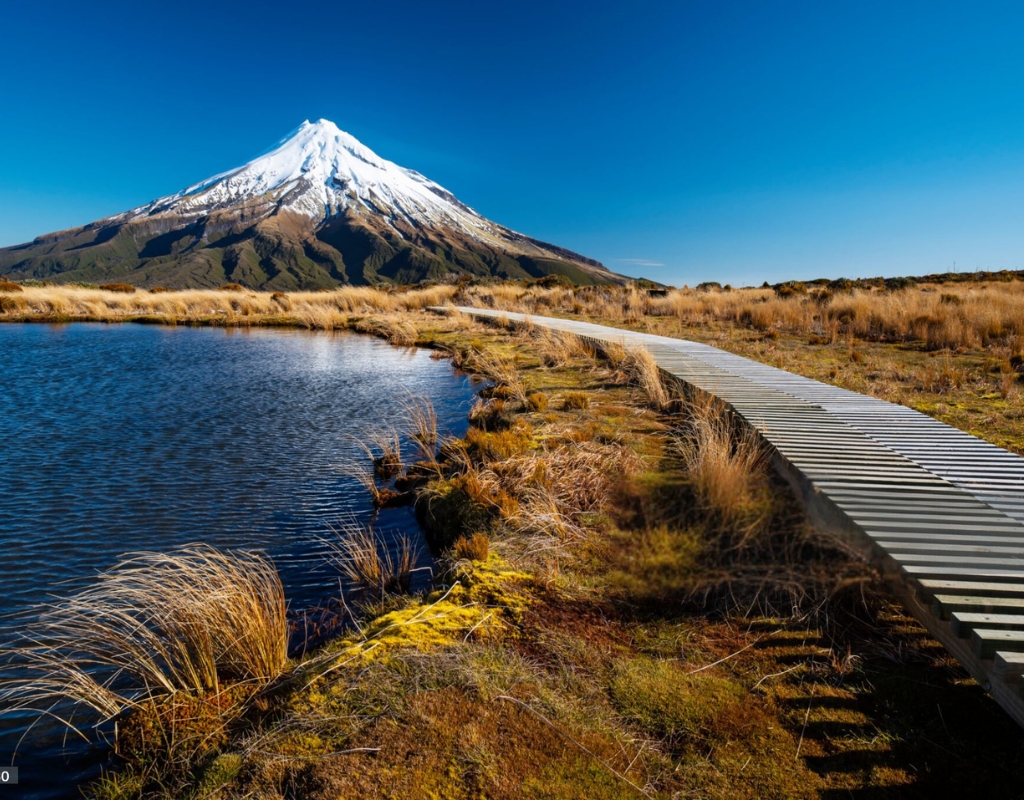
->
left=0, top=120, right=623, bottom=289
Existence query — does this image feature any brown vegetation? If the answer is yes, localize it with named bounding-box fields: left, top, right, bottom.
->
left=0, top=546, right=287, bottom=736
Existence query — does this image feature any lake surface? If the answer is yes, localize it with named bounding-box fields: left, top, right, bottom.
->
left=0, top=323, right=478, bottom=798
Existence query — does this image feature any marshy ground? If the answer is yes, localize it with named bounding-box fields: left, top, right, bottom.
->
left=2, top=278, right=1024, bottom=797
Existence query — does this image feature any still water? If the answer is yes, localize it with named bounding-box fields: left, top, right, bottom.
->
left=0, top=323, right=478, bottom=798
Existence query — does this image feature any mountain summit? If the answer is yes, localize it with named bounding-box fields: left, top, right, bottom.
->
left=0, top=120, right=623, bottom=289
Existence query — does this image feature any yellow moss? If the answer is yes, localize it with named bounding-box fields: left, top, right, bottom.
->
left=333, top=556, right=532, bottom=662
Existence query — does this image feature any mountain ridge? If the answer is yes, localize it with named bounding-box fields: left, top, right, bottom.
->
left=0, top=120, right=625, bottom=289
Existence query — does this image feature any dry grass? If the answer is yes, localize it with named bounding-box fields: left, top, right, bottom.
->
left=0, top=284, right=458, bottom=325
left=536, top=329, right=589, bottom=367
left=353, top=314, right=419, bottom=346
left=324, top=522, right=422, bottom=599
left=357, top=426, right=403, bottom=478
left=622, top=346, right=671, bottom=410
left=0, top=545, right=287, bottom=735
left=402, top=395, right=438, bottom=462
left=562, top=391, right=591, bottom=410
left=674, top=396, right=769, bottom=533
left=453, top=533, right=490, bottom=562
left=460, top=280, right=1024, bottom=353
left=472, top=350, right=529, bottom=405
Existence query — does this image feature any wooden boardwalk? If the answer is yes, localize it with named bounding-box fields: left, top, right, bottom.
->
left=446, top=306, right=1024, bottom=727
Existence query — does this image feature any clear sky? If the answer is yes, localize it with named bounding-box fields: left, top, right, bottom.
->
left=1, top=1, right=1022, bottom=286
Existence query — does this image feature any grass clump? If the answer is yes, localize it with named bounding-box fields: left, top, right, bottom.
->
left=563, top=391, right=591, bottom=410
left=0, top=545, right=287, bottom=732
left=453, top=533, right=490, bottom=562
left=98, top=282, right=136, bottom=293
left=674, top=395, right=769, bottom=530
left=472, top=349, right=529, bottom=404
left=325, top=522, right=421, bottom=599
left=610, top=657, right=745, bottom=745
left=526, top=391, right=549, bottom=411
left=622, top=346, right=671, bottom=410
left=0, top=279, right=23, bottom=292
left=402, top=395, right=438, bottom=461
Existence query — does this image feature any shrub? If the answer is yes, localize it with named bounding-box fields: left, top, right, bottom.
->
left=884, top=276, right=916, bottom=291
left=774, top=281, right=807, bottom=298
left=219, top=283, right=246, bottom=292
left=99, top=282, right=136, bottom=293
left=149, top=286, right=172, bottom=293
left=0, top=279, right=23, bottom=293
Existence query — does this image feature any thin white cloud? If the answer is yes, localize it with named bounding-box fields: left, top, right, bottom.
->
left=617, top=258, right=665, bottom=267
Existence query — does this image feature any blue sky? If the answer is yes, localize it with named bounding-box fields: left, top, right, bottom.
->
left=1, top=1, right=1022, bottom=286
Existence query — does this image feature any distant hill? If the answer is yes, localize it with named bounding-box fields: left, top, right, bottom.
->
left=0, top=120, right=626, bottom=290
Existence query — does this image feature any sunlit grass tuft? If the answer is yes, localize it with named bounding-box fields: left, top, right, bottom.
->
left=325, top=521, right=422, bottom=599
left=0, top=545, right=287, bottom=738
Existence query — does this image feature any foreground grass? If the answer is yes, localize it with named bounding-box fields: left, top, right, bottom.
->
left=19, top=312, right=1007, bottom=798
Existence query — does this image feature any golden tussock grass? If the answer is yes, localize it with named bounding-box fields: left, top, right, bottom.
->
left=324, top=522, right=421, bottom=599
left=0, top=284, right=459, bottom=326
left=622, top=345, right=671, bottom=410
left=471, top=349, right=529, bottom=405
left=674, top=395, right=769, bottom=534
left=402, top=395, right=438, bottom=462
left=461, top=280, right=1024, bottom=352
left=0, top=546, right=287, bottom=735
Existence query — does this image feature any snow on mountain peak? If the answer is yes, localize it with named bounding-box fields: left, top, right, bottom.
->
left=129, top=119, right=488, bottom=237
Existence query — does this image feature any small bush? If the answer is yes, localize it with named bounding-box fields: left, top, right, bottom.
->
left=774, top=281, right=807, bottom=298
left=453, top=533, right=490, bottom=562
left=219, top=283, right=246, bottom=292
left=99, top=282, right=136, bottom=293
left=0, top=279, right=23, bottom=293
left=149, top=286, right=172, bottom=293
left=563, top=391, right=591, bottom=410
left=885, top=276, right=916, bottom=291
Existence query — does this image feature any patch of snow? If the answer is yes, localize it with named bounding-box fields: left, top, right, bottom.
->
left=126, top=120, right=497, bottom=239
